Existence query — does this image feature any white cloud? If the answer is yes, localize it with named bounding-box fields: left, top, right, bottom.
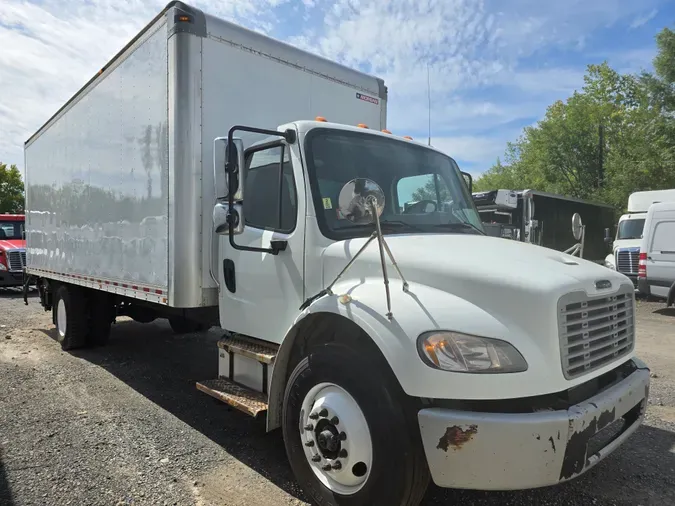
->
left=431, top=129, right=523, bottom=174
left=630, top=9, right=658, bottom=29
left=0, top=0, right=669, bottom=176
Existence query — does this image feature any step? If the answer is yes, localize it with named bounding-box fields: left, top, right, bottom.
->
left=196, top=378, right=269, bottom=417
left=217, top=334, right=278, bottom=364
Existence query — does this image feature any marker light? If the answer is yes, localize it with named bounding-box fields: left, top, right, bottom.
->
left=315, top=116, right=327, bottom=122
left=403, top=135, right=413, bottom=140
left=381, top=129, right=392, bottom=134
left=357, top=123, right=369, bottom=129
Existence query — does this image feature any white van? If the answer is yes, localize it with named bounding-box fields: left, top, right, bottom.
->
left=638, top=201, right=675, bottom=305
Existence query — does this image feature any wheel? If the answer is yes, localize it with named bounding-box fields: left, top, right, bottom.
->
left=168, top=316, right=206, bottom=334
left=86, top=294, right=114, bottom=347
left=282, top=343, right=430, bottom=506
left=54, top=285, right=88, bottom=351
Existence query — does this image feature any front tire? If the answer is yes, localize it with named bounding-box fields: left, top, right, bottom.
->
left=282, top=343, right=429, bottom=506
left=54, top=285, right=88, bottom=351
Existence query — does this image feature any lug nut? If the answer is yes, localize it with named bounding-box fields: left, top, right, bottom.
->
left=309, top=413, right=319, bottom=420
left=331, top=461, right=342, bottom=470
left=339, top=449, right=348, bottom=458
left=339, top=432, right=347, bottom=441
left=319, top=408, right=328, bottom=417
left=305, top=440, right=315, bottom=447
left=330, top=416, right=339, bottom=425
left=322, top=464, right=332, bottom=471
left=311, top=455, right=321, bottom=462
left=304, top=424, right=314, bottom=431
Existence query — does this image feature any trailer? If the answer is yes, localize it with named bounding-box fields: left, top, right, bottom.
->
left=24, top=3, right=649, bottom=505
left=472, top=189, right=615, bottom=263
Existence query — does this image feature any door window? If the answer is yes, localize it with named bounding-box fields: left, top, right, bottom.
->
left=244, top=145, right=297, bottom=233
left=650, top=220, right=675, bottom=253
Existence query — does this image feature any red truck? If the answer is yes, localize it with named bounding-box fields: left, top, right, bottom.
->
left=0, top=214, right=26, bottom=287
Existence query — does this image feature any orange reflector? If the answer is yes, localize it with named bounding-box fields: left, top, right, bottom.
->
left=381, top=129, right=392, bottom=134
left=357, top=123, right=369, bottom=129
left=315, top=116, right=327, bottom=122
left=403, top=135, right=413, bottom=140
left=178, top=15, right=190, bottom=22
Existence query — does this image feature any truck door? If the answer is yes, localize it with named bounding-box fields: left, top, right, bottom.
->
left=217, top=141, right=305, bottom=344
left=645, top=212, right=675, bottom=298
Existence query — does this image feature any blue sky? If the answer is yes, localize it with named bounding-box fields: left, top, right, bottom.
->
left=0, top=0, right=672, bottom=177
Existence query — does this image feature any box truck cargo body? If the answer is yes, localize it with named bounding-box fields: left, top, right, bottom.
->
left=24, top=3, right=650, bottom=505
left=25, top=1, right=386, bottom=312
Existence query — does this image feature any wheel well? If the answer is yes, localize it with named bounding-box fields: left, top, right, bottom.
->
left=267, top=312, right=403, bottom=432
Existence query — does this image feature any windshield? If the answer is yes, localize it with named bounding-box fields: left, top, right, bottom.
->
left=305, top=129, right=484, bottom=239
left=0, top=221, right=24, bottom=240
left=617, top=218, right=645, bottom=240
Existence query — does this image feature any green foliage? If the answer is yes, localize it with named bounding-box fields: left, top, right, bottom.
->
left=0, top=162, right=25, bottom=213
left=475, top=27, right=675, bottom=213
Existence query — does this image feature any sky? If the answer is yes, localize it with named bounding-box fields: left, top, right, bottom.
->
left=0, top=0, right=672, bottom=177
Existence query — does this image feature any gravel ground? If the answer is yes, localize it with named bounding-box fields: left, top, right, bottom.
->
left=1, top=290, right=674, bottom=506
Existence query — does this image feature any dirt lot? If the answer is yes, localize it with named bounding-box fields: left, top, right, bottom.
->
left=1, top=291, right=674, bottom=506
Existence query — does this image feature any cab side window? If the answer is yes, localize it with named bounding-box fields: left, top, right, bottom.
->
left=244, top=145, right=297, bottom=233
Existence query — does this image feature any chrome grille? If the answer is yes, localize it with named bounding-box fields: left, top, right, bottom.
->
left=558, top=286, right=635, bottom=379
left=616, top=249, right=639, bottom=275
left=6, top=251, right=25, bottom=272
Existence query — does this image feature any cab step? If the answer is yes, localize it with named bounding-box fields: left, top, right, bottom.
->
left=217, top=334, right=278, bottom=364
left=196, top=378, right=268, bottom=417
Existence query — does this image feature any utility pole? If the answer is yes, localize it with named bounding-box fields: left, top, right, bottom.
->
left=598, top=124, right=604, bottom=188
left=427, top=62, right=431, bottom=147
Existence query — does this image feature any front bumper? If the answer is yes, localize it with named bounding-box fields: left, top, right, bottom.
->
left=0, top=271, right=24, bottom=287
left=418, top=364, right=649, bottom=491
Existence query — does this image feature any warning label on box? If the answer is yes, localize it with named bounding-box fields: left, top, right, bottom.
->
left=356, top=92, right=379, bottom=105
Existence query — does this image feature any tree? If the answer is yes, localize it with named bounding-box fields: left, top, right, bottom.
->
left=474, top=26, right=675, bottom=214
left=0, top=162, right=24, bottom=213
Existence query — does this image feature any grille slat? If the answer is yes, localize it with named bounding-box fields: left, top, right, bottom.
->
left=558, top=286, right=635, bottom=379
left=6, top=251, right=25, bottom=272
left=616, top=249, right=639, bottom=275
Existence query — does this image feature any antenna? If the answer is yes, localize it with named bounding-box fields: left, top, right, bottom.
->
left=427, top=62, right=431, bottom=146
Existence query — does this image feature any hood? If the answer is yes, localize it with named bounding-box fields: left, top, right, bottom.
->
left=323, top=233, right=629, bottom=293
left=613, top=239, right=641, bottom=251
left=321, top=233, right=631, bottom=339
left=0, top=239, right=25, bottom=251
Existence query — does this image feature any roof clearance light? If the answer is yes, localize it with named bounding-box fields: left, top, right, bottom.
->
left=357, top=123, right=369, bottom=129
left=315, top=116, right=327, bottom=122
left=381, top=129, right=392, bottom=134
left=403, top=135, right=413, bottom=140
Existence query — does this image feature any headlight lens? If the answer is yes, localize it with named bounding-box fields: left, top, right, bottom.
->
left=417, top=331, right=528, bottom=373
left=0, top=262, right=6, bottom=271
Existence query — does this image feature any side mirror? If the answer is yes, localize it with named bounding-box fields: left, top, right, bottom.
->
left=603, top=227, right=612, bottom=244
left=213, top=137, right=245, bottom=201
left=461, top=171, right=472, bottom=193
left=213, top=202, right=244, bottom=236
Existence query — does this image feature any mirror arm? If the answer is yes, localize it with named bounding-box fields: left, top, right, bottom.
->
left=225, top=124, right=295, bottom=256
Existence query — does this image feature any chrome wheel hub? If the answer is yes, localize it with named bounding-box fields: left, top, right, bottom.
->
left=299, top=382, right=372, bottom=495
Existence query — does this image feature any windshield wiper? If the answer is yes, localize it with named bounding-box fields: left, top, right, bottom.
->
left=433, top=222, right=486, bottom=235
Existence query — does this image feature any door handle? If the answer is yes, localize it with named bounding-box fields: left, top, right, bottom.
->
left=223, top=259, right=236, bottom=293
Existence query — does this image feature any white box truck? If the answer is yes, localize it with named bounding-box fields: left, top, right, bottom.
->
left=605, top=189, right=675, bottom=285
left=24, top=3, right=650, bottom=505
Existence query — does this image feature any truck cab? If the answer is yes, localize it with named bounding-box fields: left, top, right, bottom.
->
left=201, top=118, right=650, bottom=503
left=0, top=214, right=26, bottom=287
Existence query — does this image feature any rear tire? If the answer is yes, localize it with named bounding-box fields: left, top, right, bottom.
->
left=282, top=343, right=430, bottom=506
left=168, top=317, right=205, bottom=334
left=54, top=285, right=88, bottom=351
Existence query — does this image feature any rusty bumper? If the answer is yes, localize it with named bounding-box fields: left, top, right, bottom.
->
left=417, top=363, right=650, bottom=491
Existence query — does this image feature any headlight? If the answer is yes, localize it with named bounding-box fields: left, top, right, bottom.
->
left=417, top=331, right=528, bottom=373
left=0, top=262, right=6, bottom=271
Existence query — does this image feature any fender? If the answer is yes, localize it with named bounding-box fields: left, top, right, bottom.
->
left=266, top=279, right=548, bottom=431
